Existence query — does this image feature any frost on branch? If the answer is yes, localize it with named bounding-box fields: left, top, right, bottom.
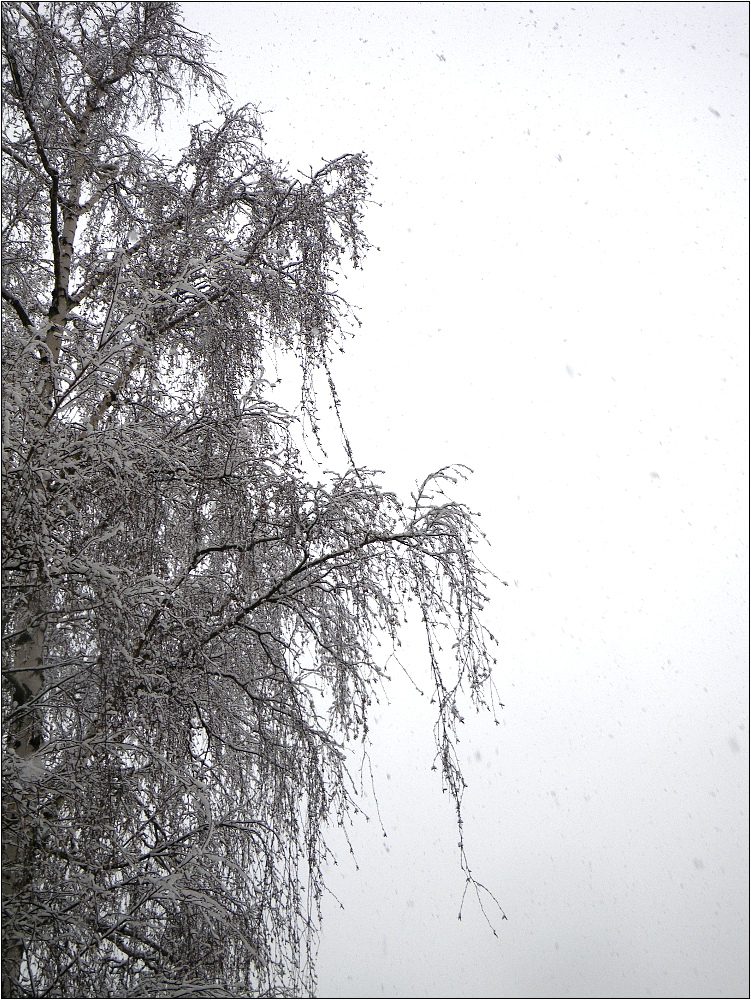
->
left=1, top=3, right=502, bottom=997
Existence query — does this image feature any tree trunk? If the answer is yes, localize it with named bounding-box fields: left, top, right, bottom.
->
left=2, top=589, right=46, bottom=997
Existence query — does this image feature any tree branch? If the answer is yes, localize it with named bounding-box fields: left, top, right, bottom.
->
left=1, top=284, right=34, bottom=329
left=3, top=41, right=63, bottom=291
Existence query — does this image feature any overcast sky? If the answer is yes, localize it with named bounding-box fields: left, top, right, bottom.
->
left=178, top=4, right=748, bottom=997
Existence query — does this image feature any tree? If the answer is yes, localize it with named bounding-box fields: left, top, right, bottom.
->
left=1, top=3, right=501, bottom=996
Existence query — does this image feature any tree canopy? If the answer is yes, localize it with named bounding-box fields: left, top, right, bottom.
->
left=1, top=3, right=501, bottom=996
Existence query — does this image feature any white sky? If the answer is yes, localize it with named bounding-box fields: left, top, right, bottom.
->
left=177, top=3, right=748, bottom=997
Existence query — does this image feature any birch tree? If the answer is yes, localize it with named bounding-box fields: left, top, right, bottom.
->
left=1, top=3, right=500, bottom=996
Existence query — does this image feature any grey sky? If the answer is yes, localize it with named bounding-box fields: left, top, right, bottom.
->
left=178, top=4, right=748, bottom=997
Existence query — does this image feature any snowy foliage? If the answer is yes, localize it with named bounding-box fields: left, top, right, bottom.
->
left=1, top=3, right=500, bottom=996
